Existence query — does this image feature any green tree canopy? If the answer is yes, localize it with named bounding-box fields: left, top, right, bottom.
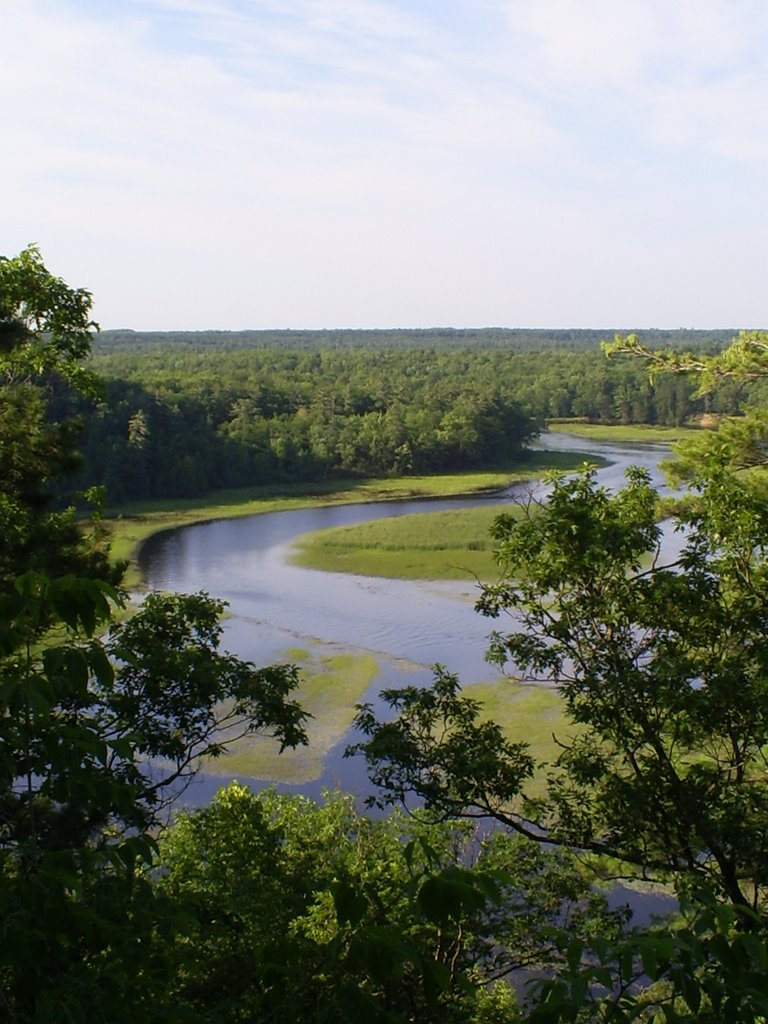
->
left=1, top=243, right=99, bottom=391
left=0, top=245, right=116, bottom=591
left=0, top=248, right=309, bottom=1021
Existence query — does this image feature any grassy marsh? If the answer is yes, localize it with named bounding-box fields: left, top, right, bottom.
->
left=213, top=649, right=569, bottom=795
left=290, top=504, right=522, bottom=580
left=107, top=448, right=591, bottom=787
left=464, top=678, right=570, bottom=797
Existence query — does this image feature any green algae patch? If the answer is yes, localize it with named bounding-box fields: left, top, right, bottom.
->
left=213, top=651, right=571, bottom=794
left=464, top=677, right=571, bottom=798
left=210, top=648, right=380, bottom=783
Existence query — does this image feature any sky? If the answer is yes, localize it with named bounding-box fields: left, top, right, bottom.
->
left=2, top=0, right=767, bottom=331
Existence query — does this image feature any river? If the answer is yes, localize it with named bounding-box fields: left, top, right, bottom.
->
left=139, top=431, right=676, bottom=805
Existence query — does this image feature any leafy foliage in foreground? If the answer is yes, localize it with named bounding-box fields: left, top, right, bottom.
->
left=528, top=885, right=768, bottom=1024
left=0, top=245, right=119, bottom=591
left=0, top=573, right=308, bottom=1019
left=155, top=782, right=623, bottom=1023
left=0, top=247, right=308, bottom=1021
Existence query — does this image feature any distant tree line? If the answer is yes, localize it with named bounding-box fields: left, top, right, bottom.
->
left=95, top=326, right=737, bottom=355
left=58, top=344, right=754, bottom=503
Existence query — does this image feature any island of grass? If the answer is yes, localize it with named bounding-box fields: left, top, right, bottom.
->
left=290, top=449, right=607, bottom=580
left=291, top=504, right=518, bottom=580
left=547, top=420, right=704, bottom=443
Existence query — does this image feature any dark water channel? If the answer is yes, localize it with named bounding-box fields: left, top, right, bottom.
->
left=139, top=431, right=676, bottom=807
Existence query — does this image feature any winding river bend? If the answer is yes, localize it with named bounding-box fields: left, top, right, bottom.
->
left=139, top=432, right=674, bottom=802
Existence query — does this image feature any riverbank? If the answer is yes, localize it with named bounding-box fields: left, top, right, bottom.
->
left=290, top=446, right=613, bottom=580
left=106, top=449, right=595, bottom=588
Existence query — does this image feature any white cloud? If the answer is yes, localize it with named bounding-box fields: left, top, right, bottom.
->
left=514, top=0, right=657, bottom=85
left=1, top=0, right=766, bottom=328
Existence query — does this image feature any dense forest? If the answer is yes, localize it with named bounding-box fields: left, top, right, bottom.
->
left=4, top=246, right=768, bottom=1022
left=65, top=332, right=751, bottom=502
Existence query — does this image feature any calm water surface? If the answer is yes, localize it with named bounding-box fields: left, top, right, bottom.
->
left=140, top=432, right=676, bottom=801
